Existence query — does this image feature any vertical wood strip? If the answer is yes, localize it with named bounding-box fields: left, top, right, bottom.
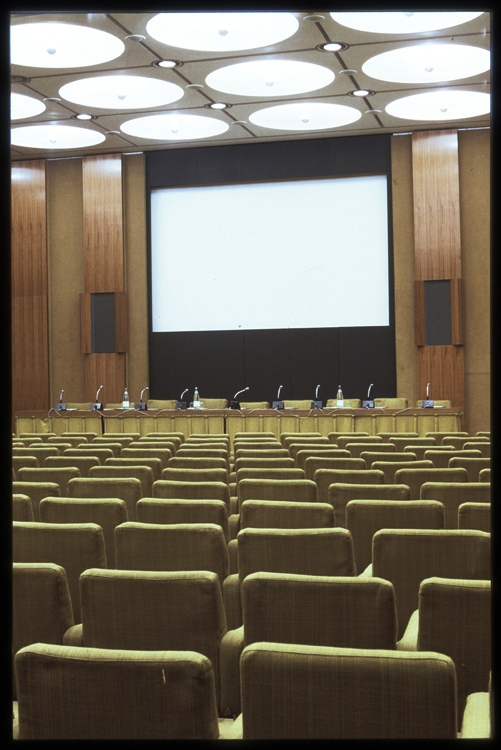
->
left=115, top=292, right=128, bottom=352
left=80, top=293, right=92, bottom=353
left=412, top=130, right=462, bottom=280
left=418, top=346, right=464, bottom=414
left=450, top=278, right=464, bottom=345
left=413, top=280, right=426, bottom=346
left=85, top=353, right=126, bottom=404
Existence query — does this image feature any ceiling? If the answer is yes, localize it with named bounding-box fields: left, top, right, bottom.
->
left=10, top=10, right=491, bottom=162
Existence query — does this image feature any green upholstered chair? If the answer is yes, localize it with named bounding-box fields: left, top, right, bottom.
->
left=152, top=480, right=230, bottom=512
left=90, top=464, right=155, bottom=496
left=12, top=494, right=34, bottom=522
left=240, top=499, right=334, bottom=531
left=448, top=456, right=491, bottom=482
left=137, top=498, right=230, bottom=542
left=458, top=502, right=491, bottom=532
left=420, top=481, right=491, bottom=528
left=373, top=459, right=433, bottom=484
left=121, top=446, right=173, bottom=469
left=12, top=481, right=60, bottom=522
left=12, top=455, right=38, bottom=480
left=45, top=454, right=101, bottom=478
left=18, top=466, right=81, bottom=496
left=315, top=468, right=385, bottom=506
left=328, top=483, right=411, bottom=528
left=67, top=476, right=142, bottom=522
left=394, top=466, right=468, bottom=499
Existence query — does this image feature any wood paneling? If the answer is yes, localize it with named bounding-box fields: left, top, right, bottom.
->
left=85, top=353, right=126, bottom=404
left=418, top=345, right=464, bottom=413
left=82, top=154, right=124, bottom=293
left=12, top=296, right=49, bottom=411
left=115, top=292, right=127, bottom=352
left=450, top=278, right=464, bottom=345
left=80, top=293, right=92, bottom=353
left=414, top=281, right=426, bottom=346
left=11, top=161, right=48, bottom=297
left=412, top=130, right=462, bottom=280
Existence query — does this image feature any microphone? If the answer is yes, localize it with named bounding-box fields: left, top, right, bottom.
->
left=423, top=382, right=434, bottom=408
left=91, top=385, right=103, bottom=411
left=273, top=385, right=284, bottom=410
left=363, top=383, right=374, bottom=409
left=175, top=388, right=188, bottom=411
left=135, top=386, right=149, bottom=410
left=55, top=388, right=66, bottom=411
left=311, top=384, right=322, bottom=410
left=231, top=387, right=249, bottom=410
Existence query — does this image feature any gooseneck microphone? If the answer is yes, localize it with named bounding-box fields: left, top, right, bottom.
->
left=92, top=385, right=103, bottom=411
left=231, top=387, right=249, bottom=410
left=311, top=384, right=322, bottom=410
left=363, top=383, right=374, bottom=409
left=55, top=389, right=66, bottom=411
left=277, top=385, right=283, bottom=399
left=273, top=385, right=284, bottom=410
left=423, top=382, right=434, bottom=408
left=136, top=386, right=149, bottom=410
left=175, top=388, right=188, bottom=411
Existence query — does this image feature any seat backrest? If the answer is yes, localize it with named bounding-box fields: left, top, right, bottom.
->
left=242, top=572, right=397, bottom=649
left=336, top=436, right=382, bottom=449
left=80, top=568, right=227, bottom=712
left=44, top=455, right=101, bottom=477
left=328, top=481, right=410, bottom=526
left=12, top=456, right=38, bottom=480
left=39, top=497, right=128, bottom=569
left=362, top=451, right=410, bottom=468
left=395, top=466, right=468, bottom=499
left=237, top=527, right=356, bottom=580
left=13, top=562, right=74, bottom=660
left=238, top=478, right=317, bottom=505
left=458, top=502, right=491, bottom=532
left=424, top=449, right=482, bottom=468
left=235, top=457, right=295, bottom=471
left=314, top=467, right=382, bottom=504
left=372, top=529, right=491, bottom=639
left=240, top=500, right=334, bottom=530
left=15, top=643, right=220, bottom=740
left=420, top=482, right=491, bottom=529
left=448, top=456, right=491, bottom=482
left=282, top=436, right=328, bottom=449
left=374, top=459, right=433, bottom=484
left=64, top=447, right=114, bottom=463
left=90, top=465, right=155, bottom=496
left=198, top=397, right=228, bottom=409
left=161, top=467, right=229, bottom=484
left=417, top=576, right=491, bottom=726
left=239, top=642, right=456, bottom=739
left=346, top=499, right=444, bottom=573
left=137, top=498, right=230, bottom=541
left=67, top=476, right=142, bottom=521
left=168, top=456, right=228, bottom=471
left=13, top=521, right=107, bottom=623
left=463, top=441, right=490, bottom=457
left=13, top=494, right=34, bottom=522
left=389, top=436, right=436, bottom=450
left=152, top=480, right=230, bottom=510
left=374, top=397, right=408, bottom=408
left=344, top=443, right=396, bottom=459
left=146, top=398, right=177, bottom=409
left=114, top=522, right=229, bottom=582
left=106, top=456, right=163, bottom=482
left=121, top=447, right=172, bottom=468
left=12, top=481, right=61, bottom=521
left=280, top=432, right=321, bottom=446
left=17, top=466, right=81, bottom=496
left=299, top=450, right=351, bottom=475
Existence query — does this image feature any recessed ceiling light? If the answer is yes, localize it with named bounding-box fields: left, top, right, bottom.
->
left=363, top=43, right=489, bottom=84
left=330, top=11, right=484, bottom=34
left=317, top=42, right=348, bottom=53
left=206, top=60, right=334, bottom=97
left=74, top=113, right=95, bottom=120
left=349, top=89, right=374, bottom=97
left=385, top=90, right=490, bottom=121
left=205, top=102, right=231, bottom=110
left=11, top=93, right=46, bottom=120
left=152, top=59, right=183, bottom=69
left=125, top=34, right=145, bottom=42
left=59, top=75, right=184, bottom=110
left=10, top=22, right=125, bottom=68
left=248, top=102, right=361, bottom=131
left=120, top=113, right=229, bottom=141
left=146, top=12, right=299, bottom=52
left=11, top=124, right=106, bottom=149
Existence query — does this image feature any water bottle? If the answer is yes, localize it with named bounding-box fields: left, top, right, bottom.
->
left=122, top=387, right=129, bottom=408
left=193, top=387, right=200, bottom=409
left=336, top=385, right=344, bottom=408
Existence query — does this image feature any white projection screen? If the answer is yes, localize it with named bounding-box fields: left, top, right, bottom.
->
left=150, top=174, right=390, bottom=333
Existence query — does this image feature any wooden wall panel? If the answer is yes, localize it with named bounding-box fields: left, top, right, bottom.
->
left=418, top=346, right=464, bottom=414
left=82, top=154, right=124, bottom=293
left=450, top=278, right=464, bottom=345
left=115, top=292, right=128, bottom=353
left=11, top=161, right=48, bottom=297
left=412, top=130, right=462, bottom=280
left=12, top=296, right=49, bottom=411
left=85, top=353, right=126, bottom=404
left=80, top=293, right=92, bottom=353
left=414, top=280, right=426, bottom=346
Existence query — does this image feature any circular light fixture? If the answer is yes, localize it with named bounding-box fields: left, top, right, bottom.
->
left=120, top=113, right=229, bottom=140
left=349, top=89, right=374, bottom=97
left=317, top=42, right=348, bottom=53
left=330, top=11, right=484, bottom=34
left=74, top=113, right=96, bottom=120
left=205, top=102, right=231, bottom=110
left=11, top=124, right=106, bottom=149
left=146, top=12, right=299, bottom=52
left=206, top=59, right=334, bottom=97
left=152, top=59, right=183, bottom=69
left=125, top=34, right=145, bottom=42
left=11, top=22, right=125, bottom=68
left=59, top=74, right=184, bottom=110
left=362, top=43, right=489, bottom=84
left=248, top=102, right=361, bottom=131
left=11, top=93, right=46, bottom=120
left=385, top=90, right=490, bottom=121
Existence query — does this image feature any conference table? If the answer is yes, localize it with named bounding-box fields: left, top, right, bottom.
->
left=15, top=406, right=464, bottom=443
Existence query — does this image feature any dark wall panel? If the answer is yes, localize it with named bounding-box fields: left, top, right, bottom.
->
left=289, top=328, right=338, bottom=402
left=338, top=327, right=395, bottom=401
left=243, top=329, right=292, bottom=403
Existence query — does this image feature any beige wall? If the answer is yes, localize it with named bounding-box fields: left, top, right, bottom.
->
left=41, top=132, right=490, bottom=431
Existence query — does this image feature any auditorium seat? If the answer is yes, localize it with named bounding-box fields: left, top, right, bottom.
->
left=161, top=466, right=229, bottom=485
left=328, top=431, right=369, bottom=444
left=281, top=431, right=321, bottom=446
left=65, top=402, right=93, bottom=409
left=40, top=497, right=128, bottom=568
left=374, top=397, right=408, bottom=408
left=416, top=399, right=451, bottom=407
left=90, top=464, right=155, bottom=496
left=235, top=432, right=276, bottom=439
left=235, top=642, right=457, bottom=739
left=397, top=576, right=491, bottom=728
left=336, top=435, right=383, bottom=449
left=107, top=456, right=163, bottom=484
left=198, top=397, right=228, bottom=409
left=14, top=643, right=230, bottom=739
left=377, top=432, right=418, bottom=441
left=67, top=476, right=142, bottom=522
left=146, top=431, right=184, bottom=443
left=93, top=435, right=134, bottom=448
left=239, top=401, right=271, bottom=409
left=360, top=528, right=491, bottom=640
left=16, top=436, right=44, bottom=446
left=404, top=444, right=453, bottom=460
left=146, top=398, right=177, bottom=409
left=137, top=498, right=230, bottom=542
left=13, top=446, right=61, bottom=462
left=344, top=442, right=396, bottom=459
left=127, top=439, right=178, bottom=455
left=282, top=400, right=314, bottom=409
left=237, top=477, right=317, bottom=506
left=64, top=568, right=239, bottom=717
left=443, top=435, right=488, bottom=450
left=461, top=677, right=492, bottom=738
left=167, top=456, right=228, bottom=472
left=479, top=467, right=490, bottom=482
left=20, top=432, right=57, bottom=443
left=448, top=456, right=490, bottom=482
left=314, top=468, right=384, bottom=505
left=13, top=521, right=107, bottom=623
left=152, top=480, right=230, bottom=512
left=458, top=502, right=491, bottom=532
left=12, top=481, right=60, bottom=522
left=18, top=466, right=81, bottom=496
left=12, top=455, right=38, bottom=480
left=64, top=447, right=114, bottom=463
left=61, top=431, right=98, bottom=441
left=328, top=483, right=411, bottom=527
left=420, top=481, right=491, bottom=528
left=13, top=494, right=34, bottom=522
left=45, top=454, right=101, bottom=477
left=141, top=434, right=182, bottom=450
left=395, top=466, right=470, bottom=499
left=346, top=499, right=444, bottom=572
left=239, top=499, right=334, bottom=532
left=463, top=441, right=490, bottom=457
left=121, top=446, right=173, bottom=469
left=293, top=446, right=347, bottom=467
left=374, top=459, right=433, bottom=484
left=362, top=450, right=411, bottom=468
left=389, top=436, right=436, bottom=451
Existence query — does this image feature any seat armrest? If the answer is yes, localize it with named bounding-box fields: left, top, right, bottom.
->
left=396, top=609, right=419, bottom=651
left=358, top=563, right=373, bottom=577
left=218, top=714, right=243, bottom=739
left=63, top=623, right=83, bottom=645
left=227, top=539, right=238, bottom=573
left=461, top=692, right=490, bottom=738
left=219, top=626, right=245, bottom=718
left=222, top=574, right=242, bottom=630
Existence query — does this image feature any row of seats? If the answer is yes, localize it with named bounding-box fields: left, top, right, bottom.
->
left=12, top=428, right=491, bottom=738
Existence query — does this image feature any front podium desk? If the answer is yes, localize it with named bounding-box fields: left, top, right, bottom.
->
left=15, top=407, right=463, bottom=441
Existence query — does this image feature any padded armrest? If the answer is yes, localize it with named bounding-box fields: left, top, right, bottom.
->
left=62, top=623, right=83, bottom=646
left=227, top=539, right=238, bottom=573
left=358, top=563, right=373, bottom=577
left=461, top=692, right=490, bottom=738
left=222, top=574, right=242, bottom=630
left=218, top=714, right=243, bottom=739
left=396, top=609, right=419, bottom=651
left=219, top=626, right=245, bottom=718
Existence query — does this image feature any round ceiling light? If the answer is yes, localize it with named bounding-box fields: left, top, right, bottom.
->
left=146, top=11, right=299, bottom=51
left=11, top=93, right=46, bottom=120
left=206, top=59, right=334, bottom=97
left=120, top=113, right=229, bottom=140
left=11, top=124, right=106, bottom=149
left=363, top=43, right=490, bottom=84
left=385, top=90, right=490, bottom=121
left=10, top=22, right=125, bottom=68
left=248, top=102, right=361, bottom=131
left=330, top=11, right=484, bottom=34
left=59, top=75, right=184, bottom=110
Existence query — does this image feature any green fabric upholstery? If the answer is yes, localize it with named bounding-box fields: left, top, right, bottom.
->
left=328, top=482, right=411, bottom=528
left=13, top=494, right=34, bottom=522
left=12, top=481, right=61, bottom=521
left=45, top=454, right=101, bottom=477
left=394, top=466, right=468, bottom=499
left=420, top=481, right=491, bottom=528
left=67, top=476, right=142, bottom=521
left=90, top=465, right=155, bottom=496
left=458, top=502, right=491, bottom=532
left=137, top=498, right=230, bottom=541
left=152, top=480, right=230, bottom=511
left=121, top=446, right=173, bottom=468
left=17, top=466, right=81, bottom=496
left=240, top=499, right=334, bottom=530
